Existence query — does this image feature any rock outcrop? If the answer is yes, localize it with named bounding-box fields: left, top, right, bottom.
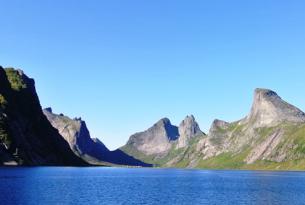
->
left=244, top=88, right=305, bottom=127
left=0, top=67, right=86, bottom=166
left=123, top=118, right=179, bottom=156
left=189, top=88, right=305, bottom=169
left=122, top=88, right=305, bottom=170
left=121, top=115, right=205, bottom=165
left=2, top=66, right=305, bottom=171
left=177, top=115, right=204, bottom=148
left=43, top=108, right=150, bottom=167
left=43, top=108, right=108, bottom=157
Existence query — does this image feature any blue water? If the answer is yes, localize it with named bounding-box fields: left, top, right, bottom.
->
left=0, top=168, right=305, bottom=205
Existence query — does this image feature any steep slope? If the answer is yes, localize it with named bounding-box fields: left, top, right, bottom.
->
left=0, top=67, right=86, bottom=166
left=123, top=118, right=179, bottom=156
left=121, top=115, right=205, bottom=166
left=121, top=88, right=305, bottom=170
left=43, top=108, right=150, bottom=167
left=244, top=88, right=305, bottom=127
left=177, top=115, right=204, bottom=149
left=177, top=89, right=305, bottom=170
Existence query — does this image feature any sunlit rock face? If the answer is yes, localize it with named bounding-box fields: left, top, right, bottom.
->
left=125, top=118, right=179, bottom=155
left=43, top=108, right=150, bottom=167
left=177, top=115, right=204, bottom=149
left=244, top=88, right=305, bottom=127
left=43, top=108, right=109, bottom=157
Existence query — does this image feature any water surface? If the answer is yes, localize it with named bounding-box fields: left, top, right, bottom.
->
left=0, top=167, right=304, bottom=205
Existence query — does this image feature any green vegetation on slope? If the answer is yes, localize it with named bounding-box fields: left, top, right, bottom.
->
left=120, top=145, right=158, bottom=166
left=0, top=116, right=11, bottom=147
left=121, top=135, right=204, bottom=167
left=0, top=94, right=7, bottom=109
left=196, top=151, right=250, bottom=169
left=194, top=123, right=305, bottom=170
left=5, top=68, right=27, bottom=91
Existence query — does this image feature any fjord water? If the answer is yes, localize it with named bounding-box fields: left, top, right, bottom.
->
left=1, top=168, right=305, bottom=205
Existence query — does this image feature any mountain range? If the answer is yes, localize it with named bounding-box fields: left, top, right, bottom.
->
left=1, top=66, right=305, bottom=170
left=121, top=88, right=305, bottom=170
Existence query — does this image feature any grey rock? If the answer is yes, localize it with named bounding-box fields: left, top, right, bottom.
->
left=43, top=108, right=150, bottom=167
left=177, top=115, right=204, bottom=148
left=126, top=118, right=179, bottom=155
left=209, top=119, right=230, bottom=135
left=244, top=88, right=305, bottom=127
left=123, top=88, right=305, bottom=168
left=43, top=109, right=97, bottom=156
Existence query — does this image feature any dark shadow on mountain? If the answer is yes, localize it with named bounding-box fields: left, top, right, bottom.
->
left=107, top=149, right=152, bottom=167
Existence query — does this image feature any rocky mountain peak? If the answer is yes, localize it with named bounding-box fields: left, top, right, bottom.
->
left=155, top=117, right=171, bottom=126
left=125, top=118, right=179, bottom=155
left=178, top=115, right=203, bottom=138
left=209, top=119, right=230, bottom=134
left=152, top=118, right=179, bottom=141
left=245, top=88, right=305, bottom=127
left=177, top=115, right=204, bottom=149
left=254, top=88, right=279, bottom=101
left=44, top=107, right=53, bottom=113
left=0, top=67, right=86, bottom=166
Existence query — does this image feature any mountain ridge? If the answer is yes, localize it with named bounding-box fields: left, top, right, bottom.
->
left=121, top=88, right=305, bottom=170
left=43, top=108, right=151, bottom=167
left=2, top=66, right=305, bottom=170
left=0, top=67, right=87, bottom=166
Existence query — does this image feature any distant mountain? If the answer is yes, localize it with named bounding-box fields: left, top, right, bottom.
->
left=177, top=115, right=204, bottom=149
left=0, top=67, right=86, bottom=166
left=121, top=115, right=205, bottom=165
left=123, top=118, right=179, bottom=156
left=121, top=89, right=305, bottom=170
left=43, top=108, right=150, bottom=167
left=2, top=65, right=305, bottom=170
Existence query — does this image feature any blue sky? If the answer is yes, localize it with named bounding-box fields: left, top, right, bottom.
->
left=1, top=0, right=305, bottom=150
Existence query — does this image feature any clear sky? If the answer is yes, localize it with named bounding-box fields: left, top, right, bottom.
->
left=1, top=0, right=305, bottom=150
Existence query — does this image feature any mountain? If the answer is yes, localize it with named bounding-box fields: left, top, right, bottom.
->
left=0, top=67, right=86, bottom=166
left=121, top=88, right=305, bottom=170
left=245, top=88, right=305, bottom=127
left=177, top=115, right=204, bottom=149
left=121, top=115, right=204, bottom=165
left=123, top=118, right=179, bottom=156
left=2, top=66, right=305, bottom=170
left=43, top=108, right=150, bottom=167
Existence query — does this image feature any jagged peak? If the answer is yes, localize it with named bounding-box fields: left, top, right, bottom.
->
left=182, top=114, right=195, bottom=121
left=255, top=88, right=278, bottom=96
left=179, top=115, right=199, bottom=130
left=3, top=67, right=36, bottom=94
left=209, top=119, right=230, bottom=134
left=246, top=88, right=305, bottom=126
left=154, top=117, right=172, bottom=126
left=253, top=88, right=281, bottom=102
left=176, top=115, right=204, bottom=148
left=211, top=119, right=229, bottom=127
left=44, top=107, right=53, bottom=113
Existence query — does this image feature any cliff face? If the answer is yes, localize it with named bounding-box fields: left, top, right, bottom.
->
left=2, top=66, right=305, bottom=170
left=197, top=89, right=305, bottom=168
left=177, top=115, right=204, bottom=149
left=43, top=108, right=150, bottom=167
left=0, top=67, right=86, bottom=166
left=121, top=89, right=305, bottom=170
left=123, top=118, right=179, bottom=156
left=43, top=108, right=109, bottom=158
left=244, top=88, right=305, bottom=127
left=120, top=115, right=204, bottom=165
left=172, top=89, right=305, bottom=169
